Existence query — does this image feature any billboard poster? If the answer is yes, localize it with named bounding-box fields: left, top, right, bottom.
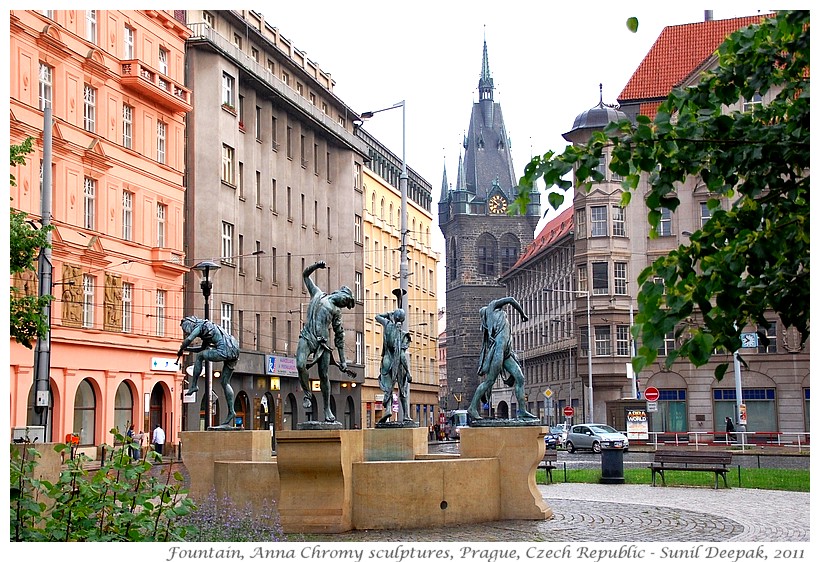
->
left=626, top=408, right=649, bottom=440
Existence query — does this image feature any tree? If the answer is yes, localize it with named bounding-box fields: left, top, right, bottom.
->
left=518, top=11, right=809, bottom=379
left=10, top=137, right=53, bottom=348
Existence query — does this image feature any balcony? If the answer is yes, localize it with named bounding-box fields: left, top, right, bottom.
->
left=121, top=60, right=192, bottom=113
left=151, top=248, right=188, bottom=278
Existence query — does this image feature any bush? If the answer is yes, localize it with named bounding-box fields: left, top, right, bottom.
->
left=10, top=428, right=196, bottom=541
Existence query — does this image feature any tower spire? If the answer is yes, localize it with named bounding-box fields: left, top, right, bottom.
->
left=478, top=28, right=494, bottom=102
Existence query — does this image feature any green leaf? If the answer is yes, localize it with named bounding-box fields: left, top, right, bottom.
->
left=626, top=17, right=639, bottom=33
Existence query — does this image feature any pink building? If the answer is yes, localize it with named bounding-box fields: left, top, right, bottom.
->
left=9, top=10, right=191, bottom=454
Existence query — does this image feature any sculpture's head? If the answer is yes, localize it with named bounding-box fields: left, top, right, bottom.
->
left=332, top=286, right=356, bottom=309
left=180, top=315, right=201, bottom=335
left=392, top=308, right=406, bottom=323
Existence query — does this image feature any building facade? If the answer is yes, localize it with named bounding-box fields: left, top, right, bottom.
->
left=181, top=10, right=369, bottom=437
left=358, top=128, right=440, bottom=429
left=438, top=39, right=541, bottom=415
left=9, top=9, right=191, bottom=451
left=506, top=13, right=809, bottom=438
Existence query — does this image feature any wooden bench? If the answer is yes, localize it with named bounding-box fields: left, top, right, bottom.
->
left=538, top=449, right=558, bottom=483
left=649, top=450, right=732, bottom=489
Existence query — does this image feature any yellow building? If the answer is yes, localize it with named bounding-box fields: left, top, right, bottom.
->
left=358, top=128, right=440, bottom=429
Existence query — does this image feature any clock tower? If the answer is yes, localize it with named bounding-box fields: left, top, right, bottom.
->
left=438, top=37, right=541, bottom=414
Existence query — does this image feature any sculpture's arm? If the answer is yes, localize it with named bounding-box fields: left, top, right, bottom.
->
left=303, top=261, right=326, bottom=297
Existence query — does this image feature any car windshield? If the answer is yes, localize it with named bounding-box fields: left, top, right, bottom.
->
left=590, top=425, right=619, bottom=434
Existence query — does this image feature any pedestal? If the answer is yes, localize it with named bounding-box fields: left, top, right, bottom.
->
left=276, top=429, right=363, bottom=533
left=460, top=425, right=552, bottom=520
left=363, top=426, right=428, bottom=461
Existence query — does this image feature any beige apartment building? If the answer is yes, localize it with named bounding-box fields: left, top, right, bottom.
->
left=357, top=127, right=440, bottom=429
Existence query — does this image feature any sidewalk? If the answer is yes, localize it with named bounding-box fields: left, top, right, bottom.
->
left=299, top=483, right=809, bottom=542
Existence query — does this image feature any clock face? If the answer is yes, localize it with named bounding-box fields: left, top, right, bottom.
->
left=488, top=195, right=508, bottom=214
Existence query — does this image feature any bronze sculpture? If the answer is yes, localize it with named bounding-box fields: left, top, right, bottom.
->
left=376, top=288, right=414, bottom=425
left=296, top=261, right=356, bottom=424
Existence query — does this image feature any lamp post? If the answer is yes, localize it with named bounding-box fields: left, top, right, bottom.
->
left=192, top=260, right=220, bottom=429
left=358, top=101, right=408, bottom=329
left=546, top=288, right=594, bottom=423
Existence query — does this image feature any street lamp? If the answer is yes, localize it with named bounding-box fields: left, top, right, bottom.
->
left=546, top=287, right=594, bottom=423
left=192, top=260, right=221, bottom=429
left=358, top=100, right=408, bottom=330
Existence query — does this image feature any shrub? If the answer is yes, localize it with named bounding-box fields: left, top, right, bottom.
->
left=180, top=488, right=284, bottom=542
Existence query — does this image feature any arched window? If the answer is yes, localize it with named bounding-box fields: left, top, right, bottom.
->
left=380, top=198, right=385, bottom=220
left=500, top=233, right=520, bottom=273
left=114, top=381, right=135, bottom=435
left=371, top=192, right=376, bottom=215
left=476, top=233, right=498, bottom=276
left=448, top=238, right=458, bottom=281
left=74, top=379, right=97, bottom=446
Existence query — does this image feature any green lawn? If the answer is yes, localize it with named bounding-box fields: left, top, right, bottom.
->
left=538, top=467, right=809, bottom=491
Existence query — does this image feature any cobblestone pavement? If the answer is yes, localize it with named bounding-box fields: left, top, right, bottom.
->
left=301, top=484, right=809, bottom=542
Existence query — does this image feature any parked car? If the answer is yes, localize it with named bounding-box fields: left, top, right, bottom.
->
left=565, top=424, right=629, bottom=453
left=544, top=432, right=559, bottom=449
left=548, top=425, right=567, bottom=447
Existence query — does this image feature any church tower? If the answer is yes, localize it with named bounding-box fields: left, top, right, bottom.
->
left=438, top=38, right=541, bottom=414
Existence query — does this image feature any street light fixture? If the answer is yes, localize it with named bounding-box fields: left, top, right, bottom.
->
left=358, top=101, right=408, bottom=330
left=546, top=287, right=594, bottom=423
left=192, top=260, right=221, bottom=429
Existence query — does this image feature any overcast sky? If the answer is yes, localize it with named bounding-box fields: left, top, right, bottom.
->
left=256, top=2, right=772, bottom=308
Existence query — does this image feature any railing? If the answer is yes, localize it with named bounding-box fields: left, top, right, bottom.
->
left=642, top=431, right=810, bottom=453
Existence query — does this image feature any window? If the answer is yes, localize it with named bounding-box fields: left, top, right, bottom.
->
left=221, top=303, right=233, bottom=334
left=657, top=331, right=676, bottom=356
left=157, top=203, right=167, bottom=247
left=758, top=322, right=777, bottom=354
left=222, top=222, right=234, bottom=264
left=591, top=206, right=607, bottom=236
left=85, top=10, right=97, bottom=43
left=271, top=178, right=278, bottom=212
left=158, top=47, right=168, bottom=75
left=123, top=26, right=134, bottom=59
left=222, top=144, right=235, bottom=184
left=355, top=331, right=364, bottom=364
left=287, top=253, right=293, bottom=288
left=255, top=241, right=262, bottom=280
left=82, top=274, right=94, bottom=328
left=313, top=143, right=319, bottom=174
left=658, top=207, right=672, bottom=236
left=73, top=380, right=96, bottom=446
left=271, top=116, right=279, bottom=150
left=614, top=262, right=627, bottom=295
left=594, top=326, right=611, bottom=356
left=592, top=262, right=608, bottom=295
left=238, top=162, right=244, bottom=199
left=122, top=104, right=133, bottom=148
left=355, top=271, right=363, bottom=302
left=578, top=265, right=588, bottom=293
left=255, top=106, right=262, bottom=141
left=222, top=72, right=235, bottom=107
left=700, top=202, right=712, bottom=227
left=203, top=11, right=214, bottom=27
left=594, top=155, right=607, bottom=180
left=255, top=171, right=261, bottom=207
left=122, top=191, right=133, bottom=240
left=743, top=92, right=763, bottom=113
left=286, top=126, right=293, bottom=158
left=616, top=325, right=631, bottom=356
left=122, top=282, right=133, bottom=333
left=271, top=247, right=278, bottom=283
left=579, top=325, right=589, bottom=357
left=233, top=33, right=242, bottom=50
left=354, top=214, right=362, bottom=244
left=38, top=63, right=53, bottom=110
left=83, top=177, right=96, bottom=230
left=500, top=236, right=519, bottom=272
left=238, top=236, right=245, bottom=274
left=251, top=47, right=259, bottom=62
left=83, top=85, right=96, bottom=132
left=300, top=135, right=307, bottom=167
left=287, top=186, right=292, bottom=219
left=612, top=206, right=625, bottom=237
left=156, top=121, right=167, bottom=164
left=155, top=290, right=166, bottom=336
left=575, top=208, right=586, bottom=239
left=354, top=163, right=362, bottom=191
left=282, top=72, right=290, bottom=86
left=477, top=234, right=497, bottom=276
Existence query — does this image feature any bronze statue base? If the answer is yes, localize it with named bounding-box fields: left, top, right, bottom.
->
left=206, top=425, right=243, bottom=431
left=297, top=420, right=343, bottom=430
left=470, top=417, right=542, bottom=427
left=375, top=419, right=420, bottom=429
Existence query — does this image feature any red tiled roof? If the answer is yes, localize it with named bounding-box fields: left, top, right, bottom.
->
left=508, top=206, right=574, bottom=272
left=618, top=15, right=769, bottom=115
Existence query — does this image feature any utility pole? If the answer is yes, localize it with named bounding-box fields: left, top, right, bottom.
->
left=33, top=107, right=54, bottom=428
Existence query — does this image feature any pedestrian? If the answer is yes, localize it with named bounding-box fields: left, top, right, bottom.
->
left=152, top=424, right=166, bottom=456
left=126, top=423, right=141, bottom=460
left=725, top=416, right=736, bottom=442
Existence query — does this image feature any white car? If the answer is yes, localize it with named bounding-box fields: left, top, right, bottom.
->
left=565, top=423, right=629, bottom=453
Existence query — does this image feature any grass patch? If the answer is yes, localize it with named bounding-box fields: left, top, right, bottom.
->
left=538, top=467, right=808, bottom=491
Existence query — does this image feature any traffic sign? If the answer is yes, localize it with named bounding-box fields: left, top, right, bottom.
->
left=544, top=388, right=553, bottom=399
left=563, top=406, right=575, bottom=417
left=644, top=386, right=660, bottom=402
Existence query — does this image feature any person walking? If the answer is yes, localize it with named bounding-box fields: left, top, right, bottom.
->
left=725, top=416, right=736, bottom=442
left=151, top=424, right=166, bottom=456
left=126, top=423, right=141, bottom=460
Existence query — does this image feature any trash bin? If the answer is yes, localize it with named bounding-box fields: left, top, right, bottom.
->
left=600, top=447, right=625, bottom=484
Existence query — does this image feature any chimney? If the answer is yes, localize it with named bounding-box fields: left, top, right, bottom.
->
left=705, top=10, right=714, bottom=21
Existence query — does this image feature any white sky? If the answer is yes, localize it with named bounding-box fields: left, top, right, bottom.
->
left=256, top=3, right=773, bottom=308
